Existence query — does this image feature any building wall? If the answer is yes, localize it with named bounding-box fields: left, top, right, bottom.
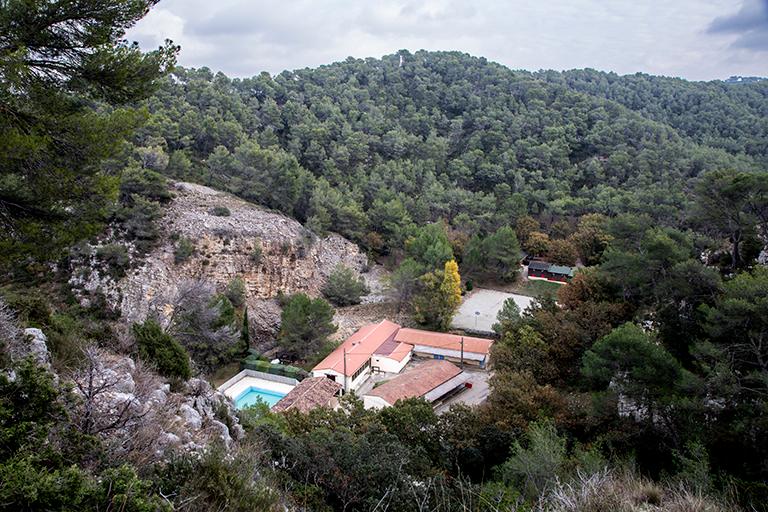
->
left=423, top=373, right=471, bottom=402
left=371, top=350, right=412, bottom=374
left=312, top=367, right=371, bottom=393
left=412, top=345, right=487, bottom=367
left=311, top=368, right=343, bottom=381
left=348, top=366, right=371, bottom=392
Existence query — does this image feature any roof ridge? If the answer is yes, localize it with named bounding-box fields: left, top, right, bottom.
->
left=347, top=320, right=398, bottom=354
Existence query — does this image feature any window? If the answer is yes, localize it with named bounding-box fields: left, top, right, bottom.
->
left=351, top=358, right=371, bottom=382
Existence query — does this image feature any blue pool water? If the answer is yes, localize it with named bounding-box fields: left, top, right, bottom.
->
left=234, top=387, right=287, bottom=409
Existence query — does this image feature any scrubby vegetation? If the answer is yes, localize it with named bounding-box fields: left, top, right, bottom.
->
left=173, top=236, right=196, bottom=264
left=322, top=264, right=369, bottom=306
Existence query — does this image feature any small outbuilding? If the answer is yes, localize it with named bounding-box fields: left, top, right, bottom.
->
left=395, top=328, right=493, bottom=368
left=363, top=360, right=469, bottom=409
left=527, top=260, right=574, bottom=282
left=547, top=265, right=574, bottom=281
left=527, top=260, right=551, bottom=279
left=272, top=377, right=342, bottom=413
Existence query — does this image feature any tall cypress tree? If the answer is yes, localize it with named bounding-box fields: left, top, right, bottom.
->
left=241, top=306, right=251, bottom=356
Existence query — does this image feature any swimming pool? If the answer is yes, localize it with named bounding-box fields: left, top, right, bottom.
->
left=234, top=386, right=287, bottom=409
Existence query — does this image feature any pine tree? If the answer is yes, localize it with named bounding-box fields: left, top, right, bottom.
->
left=0, top=0, right=178, bottom=269
left=493, top=297, right=522, bottom=335
left=277, top=294, right=337, bottom=360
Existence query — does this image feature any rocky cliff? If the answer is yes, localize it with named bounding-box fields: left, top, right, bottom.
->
left=7, top=326, right=242, bottom=462
left=73, top=182, right=369, bottom=341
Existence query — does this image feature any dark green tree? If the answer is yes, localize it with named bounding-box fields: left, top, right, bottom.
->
left=321, top=264, right=369, bottom=307
left=692, top=169, right=768, bottom=270
left=405, top=222, right=454, bottom=271
left=277, top=293, right=337, bottom=360
left=582, top=323, right=683, bottom=416
left=0, top=0, right=177, bottom=269
left=484, top=226, right=522, bottom=282
left=387, top=258, right=424, bottom=313
left=241, top=307, right=250, bottom=356
left=492, top=297, right=522, bottom=336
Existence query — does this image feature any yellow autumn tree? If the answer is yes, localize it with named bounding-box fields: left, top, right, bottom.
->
left=414, top=259, right=463, bottom=331
left=441, top=259, right=462, bottom=310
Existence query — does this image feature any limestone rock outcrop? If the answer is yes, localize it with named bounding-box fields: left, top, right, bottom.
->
left=120, top=183, right=366, bottom=338
left=71, top=182, right=369, bottom=341
left=70, top=347, right=243, bottom=460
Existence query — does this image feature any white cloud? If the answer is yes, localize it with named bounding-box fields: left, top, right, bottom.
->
left=125, top=0, right=767, bottom=80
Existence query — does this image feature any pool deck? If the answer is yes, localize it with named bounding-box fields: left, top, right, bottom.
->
left=218, top=369, right=297, bottom=401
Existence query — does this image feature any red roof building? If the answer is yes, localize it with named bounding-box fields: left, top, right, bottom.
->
left=311, top=320, right=492, bottom=392
left=272, top=377, right=342, bottom=413
left=363, top=360, right=469, bottom=408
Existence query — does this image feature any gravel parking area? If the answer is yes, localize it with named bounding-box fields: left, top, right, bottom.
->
left=452, top=288, right=533, bottom=334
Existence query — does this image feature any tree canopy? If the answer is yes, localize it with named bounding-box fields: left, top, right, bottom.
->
left=0, top=0, right=178, bottom=269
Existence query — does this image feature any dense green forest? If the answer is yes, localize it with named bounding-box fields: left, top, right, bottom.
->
left=2, top=1, right=768, bottom=510
left=541, top=69, right=768, bottom=164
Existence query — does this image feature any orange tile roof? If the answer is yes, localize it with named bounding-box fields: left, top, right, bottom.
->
left=388, top=342, right=412, bottom=362
left=394, top=328, right=493, bottom=355
left=272, top=377, right=342, bottom=413
left=366, top=360, right=462, bottom=405
left=313, top=320, right=401, bottom=376
left=374, top=339, right=411, bottom=362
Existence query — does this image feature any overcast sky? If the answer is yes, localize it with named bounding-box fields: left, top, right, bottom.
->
left=127, top=0, right=768, bottom=81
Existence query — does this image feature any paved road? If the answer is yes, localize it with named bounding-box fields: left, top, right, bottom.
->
left=452, top=288, right=533, bottom=333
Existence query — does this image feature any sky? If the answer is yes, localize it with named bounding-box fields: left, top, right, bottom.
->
left=127, top=0, right=768, bottom=81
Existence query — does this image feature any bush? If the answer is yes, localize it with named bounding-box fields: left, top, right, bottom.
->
left=498, top=420, right=566, bottom=498
left=250, top=242, right=263, bottom=265
left=119, top=167, right=171, bottom=204
left=174, top=236, right=195, bottom=264
left=210, top=206, right=231, bottom=217
left=224, top=278, right=246, bottom=308
left=151, top=444, right=276, bottom=511
left=465, top=280, right=473, bottom=291
left=95, top=244, right=130, bottom=279
left=321, top=264, right=369, bottom=306
left=132, top=319, right=191, bottom=379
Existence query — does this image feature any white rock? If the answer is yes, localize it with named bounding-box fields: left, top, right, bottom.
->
left=179, top=403, right=203, bottom=430
left=149, top=388, right=168, bottom=406
left=21, top=328, right=51, bottom=368
left=207, top=419, right=233, bottom=447
left=157, top=432, right=181, bottom=450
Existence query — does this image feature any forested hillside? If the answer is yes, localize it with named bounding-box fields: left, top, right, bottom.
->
left=115, top=51, right=764, bottom=261
left=544, top=69, right=768, bottom=163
